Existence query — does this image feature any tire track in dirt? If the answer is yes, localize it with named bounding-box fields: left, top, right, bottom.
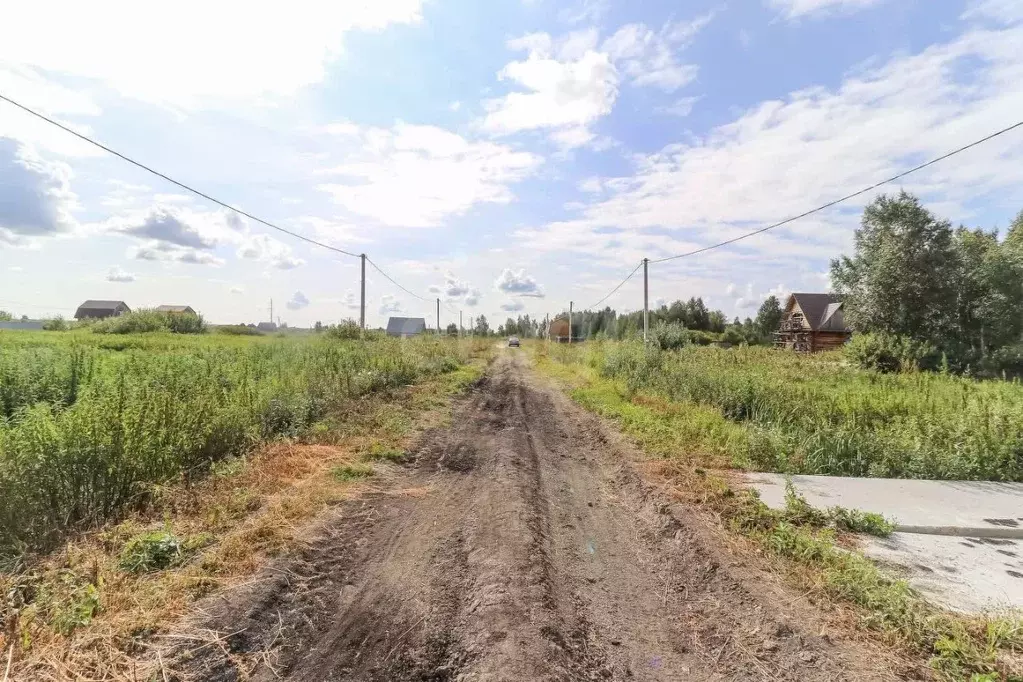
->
left=162, top=353, right=906, bottom=681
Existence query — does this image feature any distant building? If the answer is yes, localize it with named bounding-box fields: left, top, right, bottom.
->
left=155, top=305, right=197, bottom=315
left=549, top=318, right=571, bottom=343
left=386, top=317, right=426, bottom=338
left=257, top=322, right=278, bottom=332
left=75, top=300, right=130, bottom=320
left=774, top=293, right=851, bottom=352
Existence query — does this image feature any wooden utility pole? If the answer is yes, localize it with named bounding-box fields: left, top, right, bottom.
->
left=436, top=298, right=440, bottom=335
left=643, top=258, right=649, bottom=343
left=360, top=253, right=366, bottom=329
left=569, top=301, right=573, bottom=344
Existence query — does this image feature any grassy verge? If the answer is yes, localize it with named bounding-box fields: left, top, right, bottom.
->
left=0, top=348, right=490, bottom=679
left=533, top=345, right=1023, bottom=681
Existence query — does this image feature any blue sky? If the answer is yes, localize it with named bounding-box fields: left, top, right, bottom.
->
left=1, top=0, right=1022, bottom=327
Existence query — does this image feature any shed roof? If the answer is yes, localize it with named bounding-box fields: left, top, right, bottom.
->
left=788, top=293, right=849, bottom=332
left=77, top=300, right=128, bottom=311
left=386, top=317, right=426, bottom=336
left=155, top=305, right=195, bottom=313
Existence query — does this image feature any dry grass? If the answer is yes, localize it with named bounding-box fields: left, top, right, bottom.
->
left=0, top=359, right=486, bottom=681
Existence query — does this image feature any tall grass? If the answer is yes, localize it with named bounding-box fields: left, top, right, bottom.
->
left=0, top=331, right=474, bottom=553
left=550, top=341, right=1023, bottom=481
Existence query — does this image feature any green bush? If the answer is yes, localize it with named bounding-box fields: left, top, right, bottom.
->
left=326, top=320, right=362, bottom=340
left=0, top=334, right=471, bottom=555
left=216, top=325, right=263, bottom=336
left=166, top=312, right=207, bottom=334
left=845, top=332, right=940, bottom=373
left=91, top=309, right=170, bottom=335
left=42, top=317, right=70, bottom=331
left=650, top=322, right=688, bottom=350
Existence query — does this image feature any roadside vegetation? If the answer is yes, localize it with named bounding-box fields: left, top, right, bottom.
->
left=0, top=330, right=480, bottom=554
left=535, top=341, right=1023, bottom=680
left=0, top=328, right=491, bottom=677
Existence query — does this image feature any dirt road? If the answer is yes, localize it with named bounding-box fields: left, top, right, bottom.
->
left=169, top=352, right=903, bottom=681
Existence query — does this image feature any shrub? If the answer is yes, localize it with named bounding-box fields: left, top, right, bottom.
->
left=42, top=316, right=70, bottom=331
left=326, top=320, right=362, bottom=340
left=216, top=325, right=263, bottom=336
left=166, top=312, right=207, bottom=334
left=119, top=530, right=184, bottom=573
left=650, top=321, right=688, bottom=350
left=845, top=332, right=940, bottom=373
left=91, top=309, right=170, bottom=335
left=980, top=344, right=1023, bottom=379
left=332, top=463, right=375, bottom=481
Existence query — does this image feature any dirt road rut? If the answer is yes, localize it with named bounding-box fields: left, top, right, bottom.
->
left=170, top=353, right=902, bottom=681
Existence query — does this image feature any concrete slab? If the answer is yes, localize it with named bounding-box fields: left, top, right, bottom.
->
left=747, top=473, right=1023, bottom=537
left=745, top=473, right=1023, bottom=613
left=865, top=533, right=1023, bottom=613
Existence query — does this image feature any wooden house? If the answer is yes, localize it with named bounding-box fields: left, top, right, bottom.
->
left=548, top=318, right=571, bottom=342
left=75, top=300, right=130, bottom=320
left=774, top=293, right=851, bottom=352
left=155, top=305, right=197, bottom=315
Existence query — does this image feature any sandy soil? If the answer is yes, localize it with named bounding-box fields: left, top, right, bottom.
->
left=163, top=352, right=908, bottom=681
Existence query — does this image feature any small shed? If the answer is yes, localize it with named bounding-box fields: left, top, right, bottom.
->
left=548, top=318, right=571, bottom=342
left=774, top=293, right=851, bottom=352
left=75, top=300, right=130, bottom=320
left=386, top=317, right=426, bottom=338
left=155, top=305, right=196, bottom=315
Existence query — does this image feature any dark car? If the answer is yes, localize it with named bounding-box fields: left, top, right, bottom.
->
left=508, top=336, right=520, bottom=347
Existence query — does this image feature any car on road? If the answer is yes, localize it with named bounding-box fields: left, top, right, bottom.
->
left=508, top=336, right=520, bottom=347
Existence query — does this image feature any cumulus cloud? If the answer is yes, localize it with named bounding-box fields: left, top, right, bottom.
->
left=501, top=299, right=526, bottom=312
left=379, top=294, right=403, bottom=315
left=465, top=288, right=482, bottom=307
left=236, top=233, right=305, bottom=269
left=318, top=123, right=540, bottom=227
left=735, top=283, right=790, bottom=310
left=0, top=137, right=75, bottom=246
left=286, top=291, right=310, bottom=310
left=430, top=271, right=477, bottom=305
left=175, top=249, right=225, bottom=266
left=483, top=16, right=709, bottom=147
left=0, top=1, right=426, bottom=106
left=495, top=268, right=544, bottom=297
left=105, top=267, right=136, bottom=282
left=119, top=208, right=217, bottom=249
left=519, top=18, right=1023, bottom=270
left=342, top=290, right=361, bottom=310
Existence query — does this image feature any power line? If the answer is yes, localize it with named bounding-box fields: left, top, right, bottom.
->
left=650, top=118, right=1023, bottom=264
left=0, top=92, right=362, bottom=259
left=365, top=256, right=430, bottom=302
left=583, top=261, right=644, bottom=310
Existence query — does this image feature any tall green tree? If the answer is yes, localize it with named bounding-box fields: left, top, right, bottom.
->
left=754, top=296, right=783, bottom=337
left=830, top=191, right=958, bottom=343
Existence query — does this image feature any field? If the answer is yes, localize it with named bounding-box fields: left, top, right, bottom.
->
left=0, top=329, right=477, bottom=556
left=541, top=341, right=1023, bottom=482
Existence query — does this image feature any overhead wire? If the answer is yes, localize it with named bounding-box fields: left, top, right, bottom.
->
left=365, top=256, right=430, bottom=302
left=0, top=92, right=452, bottom=306
left=583, top=260, right=644, bottom=310
left=0, top=92, right=362, bottom=258
left=649, top=118, right=1023, bottom=263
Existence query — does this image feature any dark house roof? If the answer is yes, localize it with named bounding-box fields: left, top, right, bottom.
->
left=155, top=305, right=196, bottom=314
left=77, top=300, right=129, bottom=312
left=386, top=317, right=427, bottom=336
left=787, top=293, right=849, bottom=332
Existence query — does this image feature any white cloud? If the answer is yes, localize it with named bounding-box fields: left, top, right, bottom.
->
left=230, top=286, right=244, bottom=294
left=318, top=123, right=540, bottom=227
left=118, top=208, right=217, bottom=249
left=0, top=66, right=103, bottom=156
left=767, top=0, right=884, bottom=20
left=484, top=16, right=709, bottom=146
left=656, top=96, right=701, bottom=118
left=501, top=299, right=525, bottom=312
left=105, top=267, right=135, bottom=282
left=602, top=15, right=712, bottom=92
left=286, top=290, right=310, bottom=310
left=482, top=32, right=617, bottom=147
left=237, top=233, right=305, bottom=269
left=0, top=137, right=76, bottom=246
left=342, top=290, right=361, bottom=311
left=495, top=268, right=544, bottom=297
left=520, top=21, right=1023, bottom=268
left=430, top=271, right=477, bottom=303
left=0, top=1, right=425, bottom=106
left=175, top=249, right=225, bottom=266
left=559, top=0, right=609, bottom=25
left=449, top=101, right=462, bottom=112
left=464, top=288, right=482, bottom=307
left=379, top=294, right=403, bottom=315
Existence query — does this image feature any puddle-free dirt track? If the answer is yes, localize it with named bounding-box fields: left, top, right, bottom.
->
left=168, top=352, right=907, bottom=681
